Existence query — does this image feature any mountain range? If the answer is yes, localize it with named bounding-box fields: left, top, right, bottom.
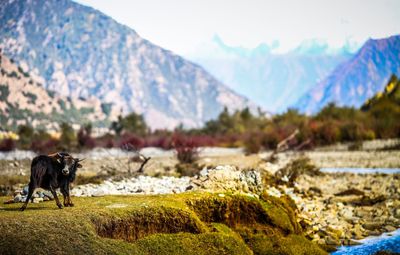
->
left=0, top=0, right=256, bottom=130
left=187, top=35, right=353, bottom=112
left=295, top=35, right=400, bottom=113
left=0, top=0, right=399, bottom=128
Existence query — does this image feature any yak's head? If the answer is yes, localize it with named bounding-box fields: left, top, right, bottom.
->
left=54, top=152, right=84, bottom=176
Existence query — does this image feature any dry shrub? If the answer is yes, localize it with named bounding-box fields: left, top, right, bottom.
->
left=176, top=163, right=203, bottom=177
left=244, top=132, right=262, bottom=154
left=172, top=133, right=199, bottom=164
left=145, top=135, right=172, bottom=149
left=0, top=139, right=15, bottom=151
left=348, top=141, right=363, bottom=151
left=119, top=133, right=145, bottom=150
left=31, top=138, right=59, bottom=154
left=275, top=157, right=321, bottom=185
left=77, top=125, right=96, bottom=149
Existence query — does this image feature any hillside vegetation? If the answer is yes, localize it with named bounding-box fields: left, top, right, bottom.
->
left=0, top=53, right=118, bottom=130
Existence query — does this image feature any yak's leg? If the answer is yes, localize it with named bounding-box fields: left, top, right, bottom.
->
left=65, top=183, right=73, bottom=207
left=20, top=181, right=35, bottom=211
left=50, top=186, right=62, bottom=209
left=68, top=195, right=74, bottom=207
left=60, top=187, right=69, bottom=207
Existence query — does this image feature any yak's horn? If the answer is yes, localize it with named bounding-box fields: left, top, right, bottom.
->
left=77, top=158, right=86, bottom=162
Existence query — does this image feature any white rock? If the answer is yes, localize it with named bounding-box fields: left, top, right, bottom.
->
left=266, top=187, right=281, bottom=197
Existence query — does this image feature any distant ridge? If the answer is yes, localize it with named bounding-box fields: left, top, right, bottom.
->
left=188, top=35, right=352, bottom=112
left=294, top=35, right=400, bottom=114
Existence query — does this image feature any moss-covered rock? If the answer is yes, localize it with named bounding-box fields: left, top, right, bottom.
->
left=0, top=193, right=327, bottom=255
left=245, top=233, right=326, bottom=255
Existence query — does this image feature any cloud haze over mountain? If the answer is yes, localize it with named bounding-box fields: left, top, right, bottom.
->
left=186, top=35, right=353, bottom=112
left=76, top=0, right=400, bottom=57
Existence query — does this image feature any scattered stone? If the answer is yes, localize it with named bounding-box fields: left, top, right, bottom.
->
left=33, top=197, right=43, bottom=203
left=335, top=188, right=365, bottom=196
left=308, top=186, right=322, bottom=196
left=22, top=186, right=29, bottom=195
left=340, top=208, right=353, bottom=220
left=13, top=190, right=22, bottom=196
left=13, top=194, right=23, bottom=203
left=344, top=239, right=361, bottom=245
left=368, top=230, right=382, bottom=236
left=72, top=175, right=192, bottom=197
left=193, top=166, right=263, bottom=194
left=351, top=224, right=365, bottom=239
left=266, top=186, right=281, bottom=197
left=325, top=236, right=340, bottom=246
left=352, top=195, right=387, bottom=206
left=384, top=225, right=397, bottom=232
left=363, top=222, right=384, bottom=231
left=394, top=208, right=400, bottom=218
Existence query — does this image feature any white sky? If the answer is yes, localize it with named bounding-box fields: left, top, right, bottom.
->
left=75, top=0, right=400, bottom=56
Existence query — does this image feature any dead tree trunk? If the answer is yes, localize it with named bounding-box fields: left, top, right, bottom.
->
left=136, top=156, right=151, bottom=173
left=265, top=129, right=300, bottom=162
left=128, top=154, right=151, bottom=174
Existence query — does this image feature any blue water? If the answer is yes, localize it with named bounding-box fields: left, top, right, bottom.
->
left=322, top=168, right=400, bottom=254
left=331, top=229, right=400, bottom=255
left=320, top=168, right=400, bottom=174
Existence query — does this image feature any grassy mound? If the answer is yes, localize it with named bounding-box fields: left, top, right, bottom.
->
left=0, top=193, right=327, bottom=255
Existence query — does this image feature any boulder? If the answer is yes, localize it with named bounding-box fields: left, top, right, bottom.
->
left=335, top=188, right=365, bottom=196
left=362, top=221, right=384, bottom=231
left=384, top=225, right=397, bottom=232
left=193, top=166, right=263, bottom=194
left=324, top=236, right=340, bottom=246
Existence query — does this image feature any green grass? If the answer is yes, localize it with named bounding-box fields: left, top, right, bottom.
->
left=0, top=193, right=327, bottom=255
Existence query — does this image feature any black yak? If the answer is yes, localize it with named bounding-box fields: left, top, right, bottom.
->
left=20, top=152, right=83, bottom=211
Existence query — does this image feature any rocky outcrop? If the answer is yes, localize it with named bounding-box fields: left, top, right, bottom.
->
left=192, top=165, right=263, bottom=194
left=0, top=53, right=118, bottom=130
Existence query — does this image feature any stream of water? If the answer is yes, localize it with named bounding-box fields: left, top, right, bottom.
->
left=331, top=229, right=400, bottom=255
left=320, top=168, right=400, bottom=174
left=325, top=167, right=399, bottom=254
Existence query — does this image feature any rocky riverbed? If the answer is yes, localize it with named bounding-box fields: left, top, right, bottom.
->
left=278, top=173, right=400, bottom=247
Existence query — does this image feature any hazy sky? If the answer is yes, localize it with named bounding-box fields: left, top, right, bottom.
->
left=75, top=0, right=400, bottom=56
